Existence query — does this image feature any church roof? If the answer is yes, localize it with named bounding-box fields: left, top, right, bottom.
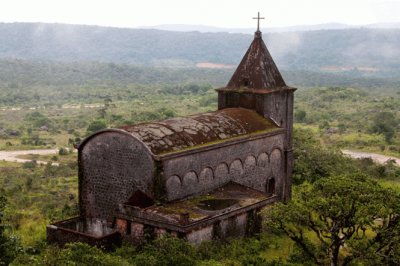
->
left=118, top=108, right=281, bottom=155
left=221, top=31, right=286, bottom=90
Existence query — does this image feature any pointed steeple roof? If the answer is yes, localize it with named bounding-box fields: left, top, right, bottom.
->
left=225, top=30, right=286, bottom=90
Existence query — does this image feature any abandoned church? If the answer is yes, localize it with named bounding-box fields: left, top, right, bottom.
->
left=47, top=17, right=296, bottom=248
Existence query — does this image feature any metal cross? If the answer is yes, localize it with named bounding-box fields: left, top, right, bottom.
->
left=252, top=12, right=265, bottom=32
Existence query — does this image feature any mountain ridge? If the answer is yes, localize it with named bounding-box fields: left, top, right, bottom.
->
left=0, top=22, right=399, bottom=72
left=143, top=22, right=400, bottom=34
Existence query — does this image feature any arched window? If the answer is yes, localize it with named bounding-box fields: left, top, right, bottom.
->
left=267, top=178, right=275, bottom=195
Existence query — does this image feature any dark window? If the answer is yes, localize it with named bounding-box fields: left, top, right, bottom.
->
left=267, top=178, right=275, bottom=195
left=243, top=78, right=250, bottom=87
left=126, top=220, right=131, bottom=235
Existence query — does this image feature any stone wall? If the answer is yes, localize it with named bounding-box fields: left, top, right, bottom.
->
left=218, top=88, right=295, bottom=202
left=47, top=217, right=121, bottom=250
left=79, top=131, right=154, bottom=221
left=163, top=133, right=285, bottom=201
left=259, top=90, right=295, bottom=201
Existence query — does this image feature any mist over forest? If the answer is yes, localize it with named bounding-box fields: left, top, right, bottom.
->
left=0, top=22, right=399, bottom=74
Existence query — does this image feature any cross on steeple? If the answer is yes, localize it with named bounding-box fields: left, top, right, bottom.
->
left=252, top=12, right=265, bottom=32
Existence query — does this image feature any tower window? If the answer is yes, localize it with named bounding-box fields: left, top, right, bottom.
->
left=243, top=78, right=250, bottom=87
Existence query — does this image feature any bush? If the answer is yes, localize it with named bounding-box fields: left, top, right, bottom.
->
left=86, top=120, right=107, bottom=135
left=22, top=161, right=37, bottom=169
left=132, top=236, right=198, bottom=266
left=199, top=94, right=217, bottom=107
left=370, top=111, right=397, bottom=143
left=58, top=148, right=69, bottom=156
left=294, top=110, right=307, bottom=123
left=0, top=195, right=22, bottom=265
left=56, top=242, right=130, bottom=266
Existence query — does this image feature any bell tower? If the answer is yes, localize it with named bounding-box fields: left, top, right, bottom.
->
left=216, top=13, right=296, bottom=200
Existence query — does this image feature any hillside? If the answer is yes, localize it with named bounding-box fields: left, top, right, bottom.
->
left=0, top=23, right=400, bottom=72
left=147, top=22, right=400, bottom=33
left=1, top=59, right=399, bottom=89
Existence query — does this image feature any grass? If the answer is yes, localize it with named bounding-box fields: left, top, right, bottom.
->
left=0, top=160, right=78, bottom=248
left=377, top=178, right=400, bottom=192
left=260, top=234, right=294, bottom=261
left=16, top=152, right=77, bottom=165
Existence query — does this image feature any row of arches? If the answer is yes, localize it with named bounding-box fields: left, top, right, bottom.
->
left=165, top=149, right=282, bottom=201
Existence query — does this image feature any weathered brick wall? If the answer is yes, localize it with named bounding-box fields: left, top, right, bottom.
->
left=259, top=90, right=295, bottom=200
left=79, top=131, right=154, bottom=221
left=163, top=133, right=284, bottom=201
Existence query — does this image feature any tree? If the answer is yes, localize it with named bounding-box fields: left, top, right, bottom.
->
left=294, top=110, right=307, bottom=123
left=370, top=112, right=397, bottom=143
left=86, top=120, right=107, bottom=135
left=292, top=127, right=357, bottom=184
left=265, top=175, right=400, bottom=266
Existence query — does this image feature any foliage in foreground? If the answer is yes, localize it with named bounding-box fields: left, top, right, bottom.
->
left=12, top=235, right=298, bottom=266
left=0, top=196, right=21, bottom=266
left=265, top=175, right=400, bottom=266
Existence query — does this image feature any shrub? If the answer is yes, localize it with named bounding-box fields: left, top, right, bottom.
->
left=56, top=242, right=129, bottom=266
left=58, top=148, right=69, bottom=156
left=0, top=195, right=22, bottom=265
left=132, top=236, right=198, bottom=266
left=86, top=120, right=107, bottom=135
left=22, top=161, right=37, bottom=169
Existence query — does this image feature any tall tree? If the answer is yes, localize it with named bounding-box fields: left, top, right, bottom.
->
left=265, top=175, right=400, bottom=266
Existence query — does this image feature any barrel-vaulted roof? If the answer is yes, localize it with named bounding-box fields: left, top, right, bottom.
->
left=118, top=108, right=280, bottom=155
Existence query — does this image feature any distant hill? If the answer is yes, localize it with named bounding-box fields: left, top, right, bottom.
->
left=145, top=22, right=400, bottom=33
left=0, top=22, right=400, bottom=72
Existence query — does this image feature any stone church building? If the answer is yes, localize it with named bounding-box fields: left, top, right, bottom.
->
left=47, top=23, right=296, bottom=247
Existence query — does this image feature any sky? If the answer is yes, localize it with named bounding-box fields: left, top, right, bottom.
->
left=0, top=0, right=399, bottom=28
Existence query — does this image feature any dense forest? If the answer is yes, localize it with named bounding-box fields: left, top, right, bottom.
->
left=0, top=23, right=400, bottom=71
left=1, top=59, right=400, bottom=107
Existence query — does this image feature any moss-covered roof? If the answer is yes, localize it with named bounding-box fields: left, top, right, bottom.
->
left=119, top=107, right=280, bottom=155
left=221, top=31, right=286, bottom=90
left=122, top=182, right=272, bottom=227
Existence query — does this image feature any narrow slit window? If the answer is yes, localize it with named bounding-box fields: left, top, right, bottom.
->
left=267, top=178, right=275, bottom=195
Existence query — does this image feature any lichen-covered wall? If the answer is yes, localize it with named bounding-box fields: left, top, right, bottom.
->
left=257, top=90, right=287, bottom=128
left=219, top=89, right=295, bottom=201
left=163, top=133, right=284, bottom=201
left=79, top=131, right=154, bottom=221
left=258, top=90, right=294, bottom=200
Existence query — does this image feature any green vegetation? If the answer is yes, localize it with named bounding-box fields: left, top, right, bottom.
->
left=0, top=55, right=398, bottom=265
left=1, top=23, right=400, bottom=73
left=0, top=124, right=398, bottom=265
left=0, top=195, right=21, bottom=265
left=294, top=87, right=400, bottom=156
left=266, top=175, right=400, bottom=265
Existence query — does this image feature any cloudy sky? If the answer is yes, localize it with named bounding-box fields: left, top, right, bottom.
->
left=1, top=0, right=399, bottom=28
